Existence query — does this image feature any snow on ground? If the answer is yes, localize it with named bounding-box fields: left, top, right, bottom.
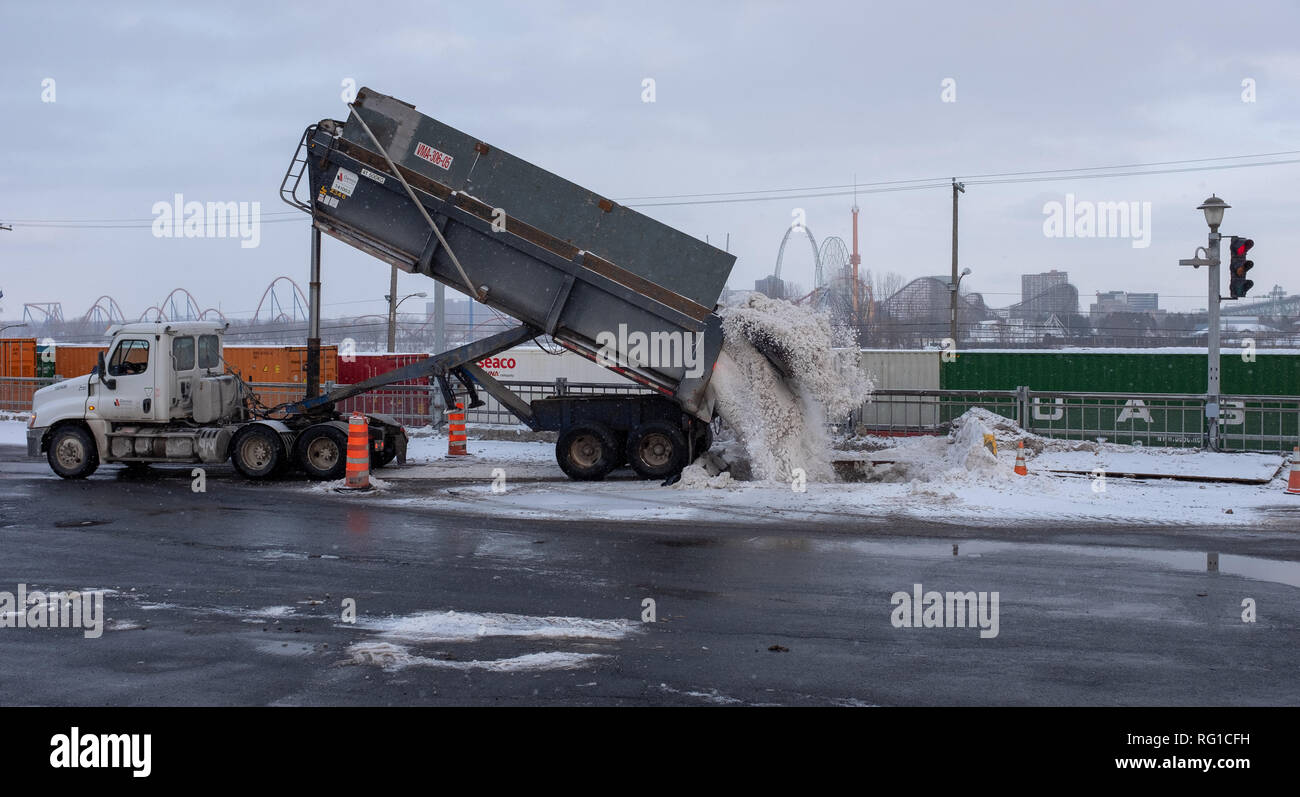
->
left=345, top=609, right=636, bottom=673
left=405, top=428, right=557, bottom=466
left=6, top=417, right=1292, bottom=528
left=348, top=643, right=607, bottom=673
left=373, top=411, right=1297, bottom=527
left=353, top=609, right=635, bottom=643
left=378, top=464, right=1292, bottom=528
left=1030, top=449, right=1284, bottom=481
left=0, top=419, right=28, bottom=447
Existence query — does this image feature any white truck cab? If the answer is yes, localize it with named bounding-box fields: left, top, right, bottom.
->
left=28, top=322, right=405, bottom=480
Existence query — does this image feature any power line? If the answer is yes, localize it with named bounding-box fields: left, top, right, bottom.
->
left=624, top=157, right=1300, bottom=208
left=614, top=149, right=1300, bottom=204
left=8, top=149, right=1300, bottom=226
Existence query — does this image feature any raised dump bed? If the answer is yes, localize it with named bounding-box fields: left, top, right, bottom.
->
left=283, top=87, right=736, bottom=421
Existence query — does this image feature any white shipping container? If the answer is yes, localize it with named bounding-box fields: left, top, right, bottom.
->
left=478, top=345, right=637, bottom=385
left=857, top=350, right=940, bottom=429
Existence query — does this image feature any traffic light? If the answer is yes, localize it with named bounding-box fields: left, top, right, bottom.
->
left=1228, top=236, right=1254, bottom=299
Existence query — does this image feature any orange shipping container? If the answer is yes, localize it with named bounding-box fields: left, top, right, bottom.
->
left=220, top=346, right=261, bottom=381
left=1, top=338, right=38, bottom=378
left=54, top=344, right=108, bottom=379
left=222, top=345, right=337, bottom=383
left=42, top=342, right=338, bottom=384
left=288, top=346, right=337, bottom=384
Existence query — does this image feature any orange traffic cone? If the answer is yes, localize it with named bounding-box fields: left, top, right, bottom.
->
left=1286, top=446, right=1300, bottom=495
left=448, top=401, right=469, bottom=457
left=1013, top=440, right=1028, bottom=476
left=344, top=412, right=370, bottom=489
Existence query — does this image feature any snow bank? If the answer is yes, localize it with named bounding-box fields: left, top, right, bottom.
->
left=674, top=462, right=735, bottom=489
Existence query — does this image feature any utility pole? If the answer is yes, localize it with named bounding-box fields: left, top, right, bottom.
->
left=434, top=281, right=446, bottom=353
left=305, top=226, right=322, bottom=398
left=851, top=180, right=862, bottom=336
left=386, top=264, right=399, bottom=352
left=950, top=179, right=965, bottom=344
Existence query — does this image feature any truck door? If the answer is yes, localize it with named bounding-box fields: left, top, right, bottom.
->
left=97, top=337, right=159, bottom=422
left=170, top=334, right=197, bottom=418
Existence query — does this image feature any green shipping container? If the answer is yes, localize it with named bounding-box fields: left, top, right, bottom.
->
left=938, top=350, right=1300, bottom=450
left=35, top=344, right=56, bottom=379
left=940, top=350, right=1300, bottom=394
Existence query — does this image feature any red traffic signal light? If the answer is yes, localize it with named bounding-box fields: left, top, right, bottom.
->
left=1228, top=236, right=1255, bottom=299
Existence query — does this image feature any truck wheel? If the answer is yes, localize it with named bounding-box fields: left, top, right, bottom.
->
left=372, top=447, right=397, bottom=469
left=695, top=424, right=713, bottom=455
left=294, top=424, right=348, bottom=481
left=371, top=430, right=398, bottom=469
left=47, top=425, right=99, bottom=479
left=626, top=421, right=688, bottom=480
left=556, top=422, right=619, bottom=481
left=231, top=425, right=284, bottom=480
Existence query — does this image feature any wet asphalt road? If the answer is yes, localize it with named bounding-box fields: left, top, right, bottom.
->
left=1, top=443, right=1298, bottom=706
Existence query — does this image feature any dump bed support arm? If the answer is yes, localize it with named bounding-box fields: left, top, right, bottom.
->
left=282, top=324, right=538, bottom=418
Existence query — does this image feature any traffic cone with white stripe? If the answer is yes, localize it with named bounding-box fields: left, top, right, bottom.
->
left=1013, top=440, right=1028, bottom=476
left=1286, top=446, right=1300, bottom=495
left=344, top=412, right=370, bottom=489
left=447, top=401, right=469, bottom=457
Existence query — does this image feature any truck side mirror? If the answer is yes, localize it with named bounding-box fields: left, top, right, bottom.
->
left=96, top=351, right=117, bottom=390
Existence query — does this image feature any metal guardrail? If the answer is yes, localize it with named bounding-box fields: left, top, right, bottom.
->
left=6, top=376, right=1295, bottom=453
left=854, top=387, right=1300, bottom=453
left=0, top=376, right=53, bottom=415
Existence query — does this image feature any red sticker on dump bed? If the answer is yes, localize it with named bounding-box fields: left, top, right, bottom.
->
left=414, top=142, right=454, bottom=170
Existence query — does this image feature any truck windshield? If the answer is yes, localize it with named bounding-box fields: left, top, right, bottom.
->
left=108, top=339, right=150, bottom=376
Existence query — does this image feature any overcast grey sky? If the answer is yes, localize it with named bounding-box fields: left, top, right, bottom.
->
left=2, top=0, right=1297, bottom=322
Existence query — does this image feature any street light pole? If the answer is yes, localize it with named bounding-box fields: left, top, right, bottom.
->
left=385, top=291, right=427, bottom=353
left=1206, top=231, right=1222, bottom=450
left=1180, top=195, right=1229, bottom=451
left=950, top=179, right=965, bottom=344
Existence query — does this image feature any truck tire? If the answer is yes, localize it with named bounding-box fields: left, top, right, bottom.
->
left=294, top=424, right=348, bottom=481
left=556, top=422, right=620, bottom=481
left=371, top=433, right=397, bottom=469
left=695, top=424, right=713, bottom=455
left=626, top=421, right=688, bottom=480
left=230, top=425, right=284, bottom=480
left=47, top=425, right=99, bottom=479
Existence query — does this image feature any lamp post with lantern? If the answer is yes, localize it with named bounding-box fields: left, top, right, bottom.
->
left=1178, top=195, right=1229, bottom=450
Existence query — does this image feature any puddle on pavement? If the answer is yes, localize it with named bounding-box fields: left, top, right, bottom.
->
left=751, top=537, right=1300, bottom=590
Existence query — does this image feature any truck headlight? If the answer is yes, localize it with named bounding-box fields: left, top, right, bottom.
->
left=27, top=413, right=36, bottom=428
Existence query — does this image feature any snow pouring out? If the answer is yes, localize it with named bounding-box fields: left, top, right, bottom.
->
left=705, top=293, right=871, bottom=483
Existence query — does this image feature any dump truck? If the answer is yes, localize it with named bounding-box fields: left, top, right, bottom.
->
left=29, top=87, right=739, bottom=481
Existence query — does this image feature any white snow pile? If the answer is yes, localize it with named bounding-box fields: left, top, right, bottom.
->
left=674, top=461, right=735, bottom=489
left=306, top=475, right=392, bottom=493
left=944, top=411, right=1011, bottom=479
left=705, top=293, right=871, bottom=483
left=845, top=409, right=1021, bottom=486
